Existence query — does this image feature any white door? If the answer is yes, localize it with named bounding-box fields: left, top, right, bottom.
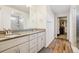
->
left=37, top=36, right=42, bottom=52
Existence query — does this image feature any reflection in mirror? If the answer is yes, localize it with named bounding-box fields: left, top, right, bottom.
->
left=11, top=14, right=24, bottom=30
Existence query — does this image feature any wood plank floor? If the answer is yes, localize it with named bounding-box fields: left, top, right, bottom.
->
left=57, top=34, right=67, bottom=39
left=48, top=38, right=73, bottom=53
left=39, top=35, right=73, bottom=53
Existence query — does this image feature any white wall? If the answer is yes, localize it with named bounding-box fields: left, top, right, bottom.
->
left=45, top=6, right=55, bottom=47
left=26, top=6, right=47, bottom=29
left=69, top=6, right=77, bottom=46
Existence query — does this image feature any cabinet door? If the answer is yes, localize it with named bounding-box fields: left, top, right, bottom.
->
left=41, top=35, right=45, bottom=48
left=30, top=45, right=37, bottom=53
left=41, top=32, right=46, bottom=48
left=37, top=32, right=46, bottom=52
left=3, top=46, right=20, bottom=53
left=19, top=42, right=29, bottom=53
left=37, top=37, right=42, bottom=52
left=30, top=39, right=37, bottom=53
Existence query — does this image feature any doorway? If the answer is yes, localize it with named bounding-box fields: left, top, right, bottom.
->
left=57, top=16, right=67, bottom=39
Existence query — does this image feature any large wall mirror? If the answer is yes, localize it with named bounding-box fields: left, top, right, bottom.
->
left=0, top=6, right=29, bottom=31
left=11, top=14, right=24, bottom=30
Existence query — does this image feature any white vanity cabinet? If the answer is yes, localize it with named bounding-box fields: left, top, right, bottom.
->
left=1, top=31, right=46, bottom=53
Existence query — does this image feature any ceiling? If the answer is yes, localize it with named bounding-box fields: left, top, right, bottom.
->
left=7, top=5, right=70, bottom=15
left=50, top=5, right=70, bottom=14
left=7, top=5, right=29, bottom=13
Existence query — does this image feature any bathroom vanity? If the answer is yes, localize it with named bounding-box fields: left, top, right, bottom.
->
left=0, top=29, right=46, bottom=53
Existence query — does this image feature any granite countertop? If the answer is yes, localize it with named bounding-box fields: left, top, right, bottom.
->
left=0, top=29, right=45, bottom=42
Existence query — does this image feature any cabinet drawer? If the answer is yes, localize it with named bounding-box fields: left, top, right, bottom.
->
left=37, top=33, right=42, bottom=37
left=38, top=37, right=42, bottom=43
left=0, top=39, right=18, bottom=52
left=30, top=34, right=37, bottom=40
left=30, top=38, right=37, bottom=43
left=16, top=36, right=29, bottom=44
left=30, top=45, right=37, bottom=53
left=2, top=46, right=19, bottom=53
left=0, top=36, right=29, bottom=52
left=38, top=32, right=45, bottom=37
left=30, top=39, right=37, bottom=47
left=3, top=42, right=29, bottom=53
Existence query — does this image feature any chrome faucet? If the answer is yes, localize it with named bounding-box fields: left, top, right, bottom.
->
left=2, top=28, right=8, bottom=35
left=2, top=28, right=12, bottom=35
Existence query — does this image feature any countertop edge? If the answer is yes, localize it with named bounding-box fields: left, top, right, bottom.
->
left=0, top=30, right=46, bottom=42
